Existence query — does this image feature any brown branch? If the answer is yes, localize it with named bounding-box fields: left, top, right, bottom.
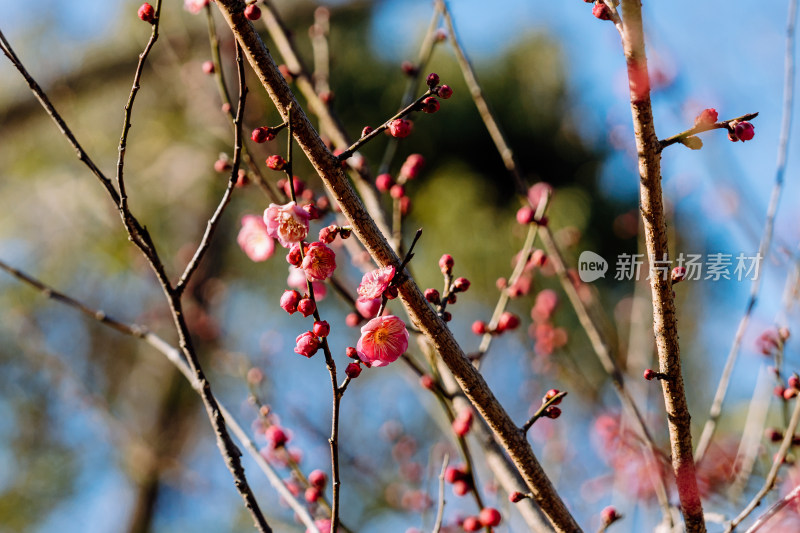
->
left=214, top=2, right=580, bottom=530
left=616, top=1, right=705, bottom=530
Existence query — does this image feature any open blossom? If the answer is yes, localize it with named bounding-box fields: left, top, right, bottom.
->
left=357, top=265, right=395, bottom=301
left=301, top=242, right=337, bottom=281
left=236, top=215, right=275, bottom=262
left=356, top=315, right=409, bottom=367
left=264, top=202, right=310, bottom=248
left=184, top=0, right=209, bottom=14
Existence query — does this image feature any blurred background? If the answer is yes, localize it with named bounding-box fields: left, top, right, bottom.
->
left=0, top=0, right=799, bottom=531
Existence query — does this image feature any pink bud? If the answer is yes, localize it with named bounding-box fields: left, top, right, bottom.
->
left=361, top=126, right=374, bottom=137
left=265, top=425, right=289, bottom=448
left=420, top=375, right=435, bottom=389
left=202, top=60, right=215, bottom=75
left=244, top=4, right=261, bottom=20
left=496, top=312, right=520, bottom=332
left=517, top=206, right=536, bottom=225
left=297, top=298, right=316, bottom=318
left=399, top=196, right=412, bottom=215
left=346, top=346, right=358, bottom=359
left=437, top=85, right=453, bottom=99
left=695, top=108, right=718, bottom=126
left=424, top=288, right=440, bottom=303
left=734, top=121, right=755, bottom=142
left=138, top=3, right=156, bottom=23
left=304, top=487, right=320, bottom=503
left=390, top=184, right=406, bottom=199
left=313, top=320, right=330, bottom=338
left=294, top=331, right=320, bottom=358
left=452, top=479, right=470, bottom=496
left=388, top=119, right=413, bottom=138
left=308, top=469, right=328, bottom=489
left=251, top=127, right=273, bottom=144
left=672, top=266, right=687, bottom=284
left=345, top=313, right=361, bottom=328
left=592, top=2, right=611, bottom=20
left=439, top=254, right=454, bottom=274
left=286, top=244, right=303, bottom=267
left=472, top=321, right=487, bottom=335
left=426, top=73, right=440, bottom=88
left=544, top=389, right=563, bottom=405
left=421, top=96, right=440, bottom=114
left=644, top=369, right=657, bottom=381
left=453, top=277, right=470, bottom=292
left=280, top=290, right=301, bottom=314
left=462, top=517, right=481, bottom=532
left=479, top=507, right=502, bottom=527
left=601, top=506, right=621, bottom=526
left=544, top=406, right=561, bottom=419
left=510, top=491, right=526, bottom=503
left=214, top=158, right=231, bottom=173
left=401, top=61, right=417, bottom=76
left=266, top=155, right=287, bottom=171
left=376, top=174, right=394, bottom=192
left=345, top=362, right=362, bottom=379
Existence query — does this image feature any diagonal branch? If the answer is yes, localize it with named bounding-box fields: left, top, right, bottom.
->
left=213, top=1, right=581, bottom=530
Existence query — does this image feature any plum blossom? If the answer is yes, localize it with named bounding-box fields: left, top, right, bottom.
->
left=264, top=202, right=310, bottom=248
left=237, top=215, right=275, bottom=262
left=301, top=242, right=337, bottom=282
left=357, top=265, right=395, bottom=301
left=356, top=315, right=409, bottom=367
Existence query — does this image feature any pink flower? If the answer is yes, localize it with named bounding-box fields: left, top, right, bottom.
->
left=287, top=266, right=327, bottom=300
left=356, top=297, right=381, bottom=319
left=301, top=242, right=337, bottom=282
left=356, top=315, right=409, bottom=367
left=294, top=331, right=320, bottom=358
left=357, top=265, right=395, bottom=301
left=237, top=215, right=275, bottom=262
left=184, top=0, right=209, bottom=14
left=264, top=202, right=311, bottom=248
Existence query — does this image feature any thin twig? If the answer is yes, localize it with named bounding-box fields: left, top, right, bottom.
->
left=694, top=0, right=797, bottom=465
left=432, top=453, right=449, bottom=533
left=521, top=391, right=567, bottom=433
left=310, top=7, right=331, bottom=96
left=204, top=5, right=281, bottom=202
left=175, top=45, right=247, bottom=294
left=436, top=0, right=525, bottom=195
left=658, top=112, right=759, bottom=151
left=378, top=4, right=443, bottom=175
left=726, top=396, right=800, bottom=531
left=744, top=484, right=800, bottom=533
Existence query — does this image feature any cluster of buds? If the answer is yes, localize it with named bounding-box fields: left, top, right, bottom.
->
left=540, top=388, right=564, bottom=419
left=425, top=254, right=471, bottom=322
left=444, top=464, right=474, bottom=497
left=303, top=469, right=328, bottom=503
left=472, top=311, right=521, bottom=336
left=345, top=346, right=365, bottom=379
left=462, top=508, right=502, bottom=531
left=318, top=224, right=351, bottom=244
left=251, top=126, right=278, bottom=144
left=280, top=289, right=317, bottom=317
left=778, top=374, right=800, bottom=401
left=757, top=327, right=790, bottom=356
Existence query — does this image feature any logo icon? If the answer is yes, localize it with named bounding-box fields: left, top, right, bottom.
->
left=578, top=251, right=608, bottom=282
